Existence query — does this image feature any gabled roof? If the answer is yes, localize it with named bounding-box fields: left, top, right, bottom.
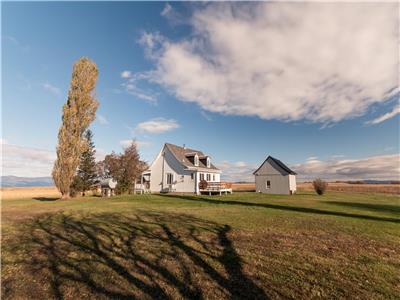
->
left=165, top=143, right=220, bottom=171
left=253, top=156, right=297, bottom=175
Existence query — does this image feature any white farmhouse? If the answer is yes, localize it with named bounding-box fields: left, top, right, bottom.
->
left=253, top=156, right=297, bottom=195
left=142, top=143, right=221, bottom=194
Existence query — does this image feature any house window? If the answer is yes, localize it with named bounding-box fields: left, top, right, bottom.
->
left=191, top=173, right=194, bottom=180
left=212, top=174, right=215, bottom=181
left=266, top=180, right=271, bottom=189
left=200, top=173, right=204, bottom=181
left=206, top=157, right=210, bottom=168
left=167, top=173, right=174, bottom=185
left=194, top=154, right=199, bottom=166
left=206, top=174, right=211, bottom=181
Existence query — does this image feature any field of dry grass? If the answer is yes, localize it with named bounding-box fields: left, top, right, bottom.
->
left=232, top=182, right=400, bottom=194
left=0, top=186, right=60, bottom=200
left=298, top=182, right=400, bottom=194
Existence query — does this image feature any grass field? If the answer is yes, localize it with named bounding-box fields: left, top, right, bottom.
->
left=2, top=191, right=399, bottom=299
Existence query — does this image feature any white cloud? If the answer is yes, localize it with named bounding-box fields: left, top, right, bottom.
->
left=200, top=110, right=212, bottom=121
left=292, top=154, right=400, bottom=181
left=161, top=3, right=172, bottom=16
left=365, top=105, right=400, bottom=125
left=141, top=2, right=398, bottom=123
left=217, top=161, right=257, bottom=182
left=135, top=118, right=180, bottom=134
left=1, top=140, right=56, bottom=177
left=120, top=140, right=151, bottom=149
left=97, top=114, right=109, bottom=125
left=121, top=71, right=132, bottom=78
left=43, top=82, right=61, bottom=96
left=120, top=70, right=158, bottom=104
left=95, top=148, right=107, bottom=161
left=217, top=154, right=400, bottom=182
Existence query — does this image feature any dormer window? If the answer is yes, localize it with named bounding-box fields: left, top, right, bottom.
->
left=194, top=154, right=199, bottom=166
left=206, top=157, right=210, bottom=168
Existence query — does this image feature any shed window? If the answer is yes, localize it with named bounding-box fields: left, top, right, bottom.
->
left=266, top=180, right=271, bottom=189
left=166, top=173, right=174, bottom=185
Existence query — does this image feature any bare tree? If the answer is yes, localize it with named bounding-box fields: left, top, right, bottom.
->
left=52, top=57, right=99, bottom=199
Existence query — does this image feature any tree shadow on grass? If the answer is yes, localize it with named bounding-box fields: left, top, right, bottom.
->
left=33, top=197, right=60, bottom=201
left=2, top=211, right=268, bottom=300
left=157, top=194, right=400, bottom=223
left=321, top=201, right=400, bottom=216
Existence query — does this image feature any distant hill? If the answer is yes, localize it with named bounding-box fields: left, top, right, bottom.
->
left=1, top=176, right=54, bottom=187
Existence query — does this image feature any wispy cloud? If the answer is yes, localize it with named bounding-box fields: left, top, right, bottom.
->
left=200, top=111, right=212, bottom=121
left=135, top=118, right=180, bottom=134
left=292, top=154, right=400, bottom=181
left=121, top=71, right=131, bottom=78
left=3, top=35, right=30, bottom=52
left=43, top=82, right=61, bottom=96
left=120, top=70, right=158, bottom=104
left=217, top=161, right=257, bottom=182
left=218, top=153, right=400, bottom=182
left=1, top=140, right=55, bottom=177
left=365, top=105, right=400, bottom=125
left=119, top=140, right=151, bottom=149
left=141, top=2, right=398, bottom=124
left=159, top=3, right=186, bottom=26
left=95, top=148, right=107, bottom=161
left=96, top=114, right=109, bottom=125
left=160, top=3, right=172, bottom=16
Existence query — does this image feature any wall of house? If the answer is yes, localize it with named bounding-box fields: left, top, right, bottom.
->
left=148, top=146, right=221, bottom=193
left=197, top=171, right=220, bottom=182
left=289, top=174, right=297, bottom=193
left=255, top=174, right=290, bottom=194
left=149, top=146, right=195, bottom=193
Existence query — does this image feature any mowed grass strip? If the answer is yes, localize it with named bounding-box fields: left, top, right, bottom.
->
left=2, top=192, right=399, bottom=299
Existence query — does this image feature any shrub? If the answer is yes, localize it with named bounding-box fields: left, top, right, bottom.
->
left=313, top=178, right=327, bottom=195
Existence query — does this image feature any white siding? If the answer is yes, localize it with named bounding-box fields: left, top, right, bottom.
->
left=255, top=174, right=290, bottom=194
left=254, top=157, right=296, bottom=195
left=289, top=174, right=297, bottom=193
left=149, top=146, right=196, bottom=193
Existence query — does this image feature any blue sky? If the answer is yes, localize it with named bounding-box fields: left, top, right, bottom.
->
left=2, top=2, right=399, bottom=181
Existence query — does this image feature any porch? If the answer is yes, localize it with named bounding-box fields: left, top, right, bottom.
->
left=199, top=182, right=233, bottom=195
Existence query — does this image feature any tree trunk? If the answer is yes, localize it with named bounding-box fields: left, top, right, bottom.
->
left=61, top=193, right=70, bottom=200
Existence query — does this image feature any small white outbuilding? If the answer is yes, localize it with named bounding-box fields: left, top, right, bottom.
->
left=253, top=156, right=297, bottom=195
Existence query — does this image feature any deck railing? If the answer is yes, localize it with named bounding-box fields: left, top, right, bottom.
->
left=199, top=181, right=232, bottom=191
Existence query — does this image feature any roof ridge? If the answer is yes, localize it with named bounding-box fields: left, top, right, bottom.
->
left=253, top=155, right=297, bottom=175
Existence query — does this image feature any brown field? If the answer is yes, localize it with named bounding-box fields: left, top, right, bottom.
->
left=232, top=182, right=400, bottom=194
left=0, top=186, right=60, bottom=200
left=298, top=182, right=400, bottom=194
left=1, top=182, right=399, bottom=201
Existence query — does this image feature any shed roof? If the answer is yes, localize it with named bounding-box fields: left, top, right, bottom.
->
left=253, top=156, right=297, bottom=175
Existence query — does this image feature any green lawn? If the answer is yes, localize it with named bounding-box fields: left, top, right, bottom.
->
left=2, top=192, right=399, bottom=299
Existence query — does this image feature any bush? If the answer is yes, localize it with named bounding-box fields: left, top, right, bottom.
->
left=313, top=178, right=327, bottom=195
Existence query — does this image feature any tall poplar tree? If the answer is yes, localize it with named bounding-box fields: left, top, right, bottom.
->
left=52, top=57, right=99, bottom=199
